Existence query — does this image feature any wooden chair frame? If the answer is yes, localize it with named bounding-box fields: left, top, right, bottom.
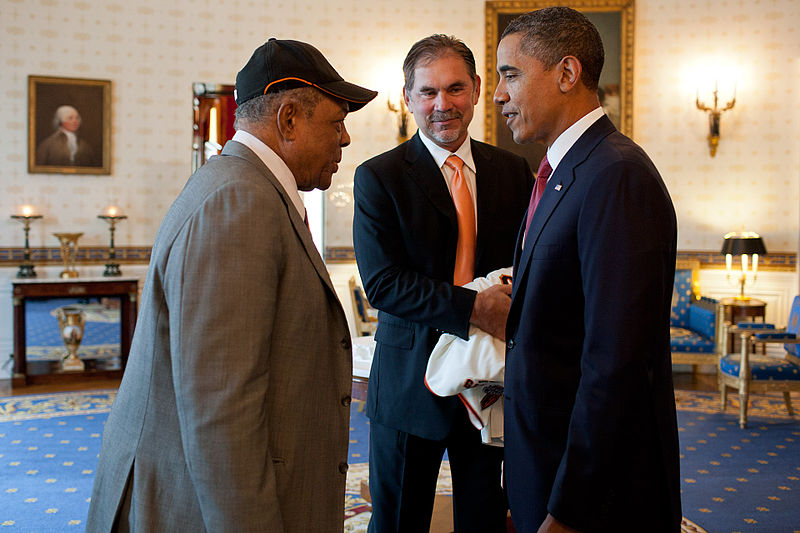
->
left=719, top=323, right=800, bottom=428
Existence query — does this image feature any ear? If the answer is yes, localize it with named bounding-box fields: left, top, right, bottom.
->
left=403, top=86, right=414, bottom=114
left=556, top=56, right=582, bottom=93
left=276, top=100, right=299, bottom=141
left=471, top=74, right=482, bottom=106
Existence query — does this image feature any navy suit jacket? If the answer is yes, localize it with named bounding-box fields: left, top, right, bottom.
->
left=504, top=116, right=682, bottom=532
left=353, top=133, right=533, bottom=440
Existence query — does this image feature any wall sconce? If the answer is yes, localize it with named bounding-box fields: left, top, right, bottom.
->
left=387, top=96, right=411, bottom=145
left=10, top=205, right=43, bottom=279
left=696, top=81, right=736, bottom=157
left=98, top=205, right=127, bottom=277
left=721, top=231, right=766, bottom=300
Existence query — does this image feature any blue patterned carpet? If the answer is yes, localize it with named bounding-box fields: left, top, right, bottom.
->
left=0, top=389, right=798, bottom=532
left=675, top=390, right=800, bottom=532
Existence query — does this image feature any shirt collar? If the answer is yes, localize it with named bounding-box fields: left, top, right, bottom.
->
left=418, top=131, right=475, bottom=173
left=547, top=106, right=605, bottom=173
left=232, top=130, right=306, bottom=219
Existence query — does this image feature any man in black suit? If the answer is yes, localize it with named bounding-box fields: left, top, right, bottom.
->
left=353, top=34, right=533, bottom=532
left=493, top=8, right=682, bottom=532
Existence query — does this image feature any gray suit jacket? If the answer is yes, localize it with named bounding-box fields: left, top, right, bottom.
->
left=87, top=141, right=353, bottom=532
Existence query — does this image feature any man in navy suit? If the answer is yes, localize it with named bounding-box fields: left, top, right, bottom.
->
left=353, top=35, right=533, bottom=532
left=493, top=8, right=682, bottom=533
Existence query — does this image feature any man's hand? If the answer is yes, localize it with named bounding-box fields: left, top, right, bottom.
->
left=538, top=513, right=581, bottom=533
left=469, top=283, right=512, bottom=341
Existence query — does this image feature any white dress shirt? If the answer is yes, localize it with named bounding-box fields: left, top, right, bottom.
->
left=418, top=132, right=478, bottom=229
left=231, top=130, right=306, bottom=220
left=545, top=106, right=605, bottom=177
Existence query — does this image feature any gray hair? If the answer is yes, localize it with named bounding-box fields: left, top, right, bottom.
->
left=52, top=105, right=79, bottom=130
left=502, top=7, right=604, bottom=91
left=402, top=34, right=477, bottom=92
left=234, top=87, right=323, bottom=129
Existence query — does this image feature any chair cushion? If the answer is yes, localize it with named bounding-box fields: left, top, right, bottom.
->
left=737, top=322, right=775, bottom=330
left=689, top=305, right=715, bottom=340
left=754, top=332, right=796, bottom=340
left=670, top=327, right=715, bottom=353
left=719, top=353, right=800, bottom=380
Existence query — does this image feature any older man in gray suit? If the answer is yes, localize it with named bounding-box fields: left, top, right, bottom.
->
left=86, top=39, right=376, bottom=533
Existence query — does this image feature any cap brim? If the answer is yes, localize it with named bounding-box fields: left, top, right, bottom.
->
left=316, top=80, right=378, bottom=112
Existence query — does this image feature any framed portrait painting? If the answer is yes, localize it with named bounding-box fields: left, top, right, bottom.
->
left=28, top=75, right=111, bottom=175
left=484, top=0, right=634, bottom=171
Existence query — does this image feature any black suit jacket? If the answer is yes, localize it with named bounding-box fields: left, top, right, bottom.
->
left=353, top=133, right=533, bottom=440
left=504, top=116, right=682, bottom=532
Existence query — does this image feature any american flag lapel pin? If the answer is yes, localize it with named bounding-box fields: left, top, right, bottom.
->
left=554, top=183, right=563, bottom=191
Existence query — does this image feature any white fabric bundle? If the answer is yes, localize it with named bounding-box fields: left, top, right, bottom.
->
left=424, top=267, right=511, bottom=446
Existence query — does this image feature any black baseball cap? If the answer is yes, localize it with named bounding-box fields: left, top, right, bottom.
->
left=235, top=38, right=377, bottom=111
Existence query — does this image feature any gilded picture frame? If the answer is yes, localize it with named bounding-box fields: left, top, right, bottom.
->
left=28, top=75, right=111, bottom=175
left=484, top=0, right=634, bottom=169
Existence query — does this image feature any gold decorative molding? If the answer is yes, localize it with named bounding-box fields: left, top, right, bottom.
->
left=677, top=250, right=796, bottom=272
left=0, top=246, right=152, bottom=266
left=323, top=247, right=796, bottom=271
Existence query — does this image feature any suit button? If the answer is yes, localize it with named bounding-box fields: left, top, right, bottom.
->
left=506, top=339, right=515, bottom=350
left=342, top=396, right=352, bottom=407
left=341, top=337, right=351, bottom=350
left=338, top=462, right=349, bottom=474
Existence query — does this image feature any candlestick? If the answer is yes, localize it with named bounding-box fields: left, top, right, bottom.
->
left=10, top=213, right=44, bottom=278
left=98, top=212, right=128, bottom=276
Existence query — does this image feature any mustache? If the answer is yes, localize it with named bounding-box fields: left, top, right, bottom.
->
left=428, top=111, right=462, bottom=122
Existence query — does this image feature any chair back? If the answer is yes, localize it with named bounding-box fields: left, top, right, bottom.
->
left=349, top=276, right=377, bottom=337
left=786, top=296, right=800, bottom=356
left=672, top=260, right=699, bottom=328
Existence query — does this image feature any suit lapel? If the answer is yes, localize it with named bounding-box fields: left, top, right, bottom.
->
left=510, top=116, right=617, bottom=320
left=404, top=133, right=458, bottom=228
left=472, top=140, right=496, bottom=269
left=220, top=141, right=338, bottom=297
left=403, top=136, right=502, bottom=269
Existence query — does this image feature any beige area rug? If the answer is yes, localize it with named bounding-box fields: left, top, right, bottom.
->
left=343, top=461, right=706, bottom=532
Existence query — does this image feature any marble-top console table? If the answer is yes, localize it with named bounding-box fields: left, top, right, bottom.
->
left=11, top=277, right=139, bottom=387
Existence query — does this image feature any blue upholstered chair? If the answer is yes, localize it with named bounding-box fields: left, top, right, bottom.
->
left=719, top=295, right=800, bottom=428
left=349, top=276, right=378, bottom=337
left=671, top=261, right=721, bottom=371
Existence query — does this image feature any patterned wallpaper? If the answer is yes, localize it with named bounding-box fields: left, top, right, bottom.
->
left=0, top=0, right=798, bottom=254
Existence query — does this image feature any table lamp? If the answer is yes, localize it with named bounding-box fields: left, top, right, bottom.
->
left=721, top=231, right=767, bottom=300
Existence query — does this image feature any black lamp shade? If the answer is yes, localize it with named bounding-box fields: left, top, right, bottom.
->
left=721, top=233, right=767, bottom=256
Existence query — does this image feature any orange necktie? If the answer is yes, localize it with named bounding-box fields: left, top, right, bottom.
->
left=444, top=155, right=476, bottom=286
